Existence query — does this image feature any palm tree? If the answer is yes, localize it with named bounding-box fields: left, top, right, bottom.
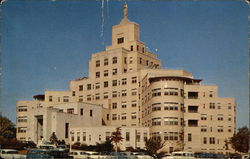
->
left=110, top=127, right=123, bottom=152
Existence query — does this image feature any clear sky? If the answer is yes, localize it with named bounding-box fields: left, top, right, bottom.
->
left=1, top=0, right=248, bottom=128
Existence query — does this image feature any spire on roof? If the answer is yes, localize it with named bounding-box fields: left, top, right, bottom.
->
left=123, top=2, right=128, bottom=19
left=120, top=1, right=129, bottom=24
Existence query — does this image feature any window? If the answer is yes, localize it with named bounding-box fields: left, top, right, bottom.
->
left=188, top=92, right=198, bottom=99
left=67, top=108, right=74, bottom=114
left=131, top=101, right=137, bottom=107
left=18, top=106, right=27, bottom=112
left=201, top=114, right=207, bottom=120
left=209, top=137, right=215, bottom=144
left=129, top=57, right=133, bottom=64
left=164, top=117, right=178, bottom=125
left=82, top=132, right=86, bottom=141
left=122, top=78, right=127, bottom=85
left=18, top=127, right=27, bottom=133
left=146, top=60, right=148, bottom=65
left=104, top=58, right=108, bottom=66
left=131, top=112, right=137, bottom=119
left=152, top=118, right=161, bottom=126
left=90, top=110, right=93, bottom=117
left=164, top=87, right=178, bottom=96
left=65, top=123, right=69, bottom=138
left=217, top=114, right=223, bottom=121
left=95, top=93, right=100, bottom=100
left=107, top=114, right=109, bottom=120
left=96, top=72, right=100, bottom=78
left=63, top=96, right=69, bottom=102
left=121, top=90, right=127, bottom=97
left=71, top=133, right=74, bottom=142
left=131, top=89, right=137, bottom=96
left=17, top=116, right=27, bottom=122
left=87, top=84, right=91, bottom=90
left=112, top=80, right=118, bottom=86
left=96, top=60, right=100, bottom=67
left=87, top=95, right=91, bottom=101
left=203, top=137, right=207, bottom=144
left=121, top=113, right=126, bottom=120
left=130, top=45, right=133, bottom=51
left=80, top=108, right=83, bottom=115
left=217, top=126, right=223, bottom=132
left=95, top=83, right=100, bottom=89
left=117, top=37, right=124, bottom=44
left=164, top=132, right=178, bottom=141
left=124, top=57, right=127, bottom=64
left=164, top=102, right=178, bottom=111
left=104, top=70, right=108, bottom=77
left=103, top=92, right=108, bottom=99
left=49, top=96, right=53, bottom=102
left=77, top=132, right=80, bottom=142
left=112, top=114, right=117, bottom=120
left=104, top=81, right=108, bottom=88
left=139, top=58, right=142, bottom=64
left=152, top=103, right=161, bottom=111
left=79, top=96, right=83, bottom=102
left=112, top=103, right=117, bottom=109
left=112, top=91, right=117, bottom=98
left=122, top=103, right=127, bottom=108
left=188, top=106, right=198, bottom=113
left=188, top=120, right=198, bottom=127
left=201, top=126, right=207, bottom=132
left=209, top=103, right=215, bottom=109
left=132, top=77, right=137, bottom=83
left=137, top=45, right=139, bottom=51
left=72, top=91, right=76, bottom=96
left=126, top=132, right=130, bottom=141
left=136, top=132, right=140, bottom=142
left=152, top=88, right=161, bottom=97
left=77, top=86, right=83, bottom=92
left=113, top=57, right=117, bottom=64
left=152, top=132, right=161, bottom=141
left=112, top=69, right=117, bottom=75
left=188, top=133, right=192, bottom=142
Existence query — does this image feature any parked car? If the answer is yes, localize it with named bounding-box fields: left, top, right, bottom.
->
left=162, top=151, right=195, bottom=159
left=0, top=149, right=26, bottom=159
left=132, top=152, right=154, bottom=159
left=69, top=150, right=91, bottom=159
left=27, top=149, right=73, bottom=159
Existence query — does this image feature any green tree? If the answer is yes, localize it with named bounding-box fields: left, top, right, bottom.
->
left=145, top=137, right=164, bottom=155
left=49, top=132, right=59, bottom=145
left=0, top=115, right=16, bottom=139
left=110, top=127, right=123, bottom=152
left=230, top=126, right=249, bottom=153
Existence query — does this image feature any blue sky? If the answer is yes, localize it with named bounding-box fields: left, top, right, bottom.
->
left=1, top=0, right=248, bottom=128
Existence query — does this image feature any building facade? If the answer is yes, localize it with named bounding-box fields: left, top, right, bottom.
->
left=16, top=4, right=236, bottom=154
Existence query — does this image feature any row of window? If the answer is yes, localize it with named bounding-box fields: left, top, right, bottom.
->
left=109, top=112, right=137, bottom=121
left=111, top=101, right=137, bottom=109
left=72, top=130, right=147, bottom=143
left=95, top=57, right=117, bottom=67
left=200, top=126, right=232, bottom=133
left=48, top=96, right=69, bottom=102
left=151, top=132, right=179, bottom=141
left=78, top=77, right=137, bottom=91
left=201, top=114, right=233, bottom=121
left=17, top=106, right=28, bottom=112
left=148, top=117, right=183, bottom=126
left=86, top=90, right=138, bottom=101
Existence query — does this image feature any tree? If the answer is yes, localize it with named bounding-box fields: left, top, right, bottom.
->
left=230, top=126, right=249, bottom=153
left=110, top=127, right=123, bottom=152
left=49, top=132, right=59, bottom=145
left=0, top=115, right=16, bottom=139
left=145, top=137, right=164, bottom=155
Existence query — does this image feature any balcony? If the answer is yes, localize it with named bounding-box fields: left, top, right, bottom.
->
left=188, top=106, right=198, bottom=113
left=188, top=120, right=198, bottom=127
left=188, top=92, right=198, bottom=99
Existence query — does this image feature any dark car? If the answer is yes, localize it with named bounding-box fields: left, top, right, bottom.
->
left=26, top=149, right=73, bottom=159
